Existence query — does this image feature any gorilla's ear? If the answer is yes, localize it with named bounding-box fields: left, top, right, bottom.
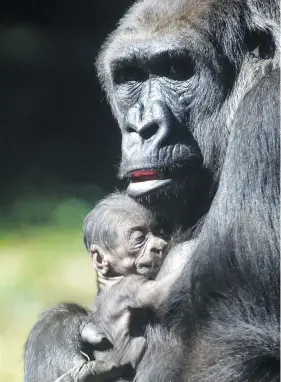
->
left=245, top=28, right=275, bottom=59
left=90, top=244, right=109, bottom=275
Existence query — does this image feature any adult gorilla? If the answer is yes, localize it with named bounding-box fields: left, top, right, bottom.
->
left=24, top=1, right=280, bottom=381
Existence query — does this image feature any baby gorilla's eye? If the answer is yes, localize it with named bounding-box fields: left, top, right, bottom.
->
left=129, top=230, right=146, bottom=247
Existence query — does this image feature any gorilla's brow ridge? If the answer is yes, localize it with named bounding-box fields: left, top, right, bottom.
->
left=110, top=49, right=193, bottom=73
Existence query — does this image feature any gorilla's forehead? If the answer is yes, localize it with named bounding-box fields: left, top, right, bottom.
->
left=97, top=0, right=218, bottom=77
left=106, top=30, right=209, bottom=67
left=120, top=0, right=215, bottom=33
left=115, top=28, right=200, bottom=49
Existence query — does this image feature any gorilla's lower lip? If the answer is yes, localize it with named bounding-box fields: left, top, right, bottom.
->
left=130, top=169, right=163, bottom=182
left=127, top=179, right=172, bottom=197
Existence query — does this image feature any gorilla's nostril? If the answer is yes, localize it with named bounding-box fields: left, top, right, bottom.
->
left=127, top=125, right=136, bottom=134
left=140, top=123, right=159, bottom=140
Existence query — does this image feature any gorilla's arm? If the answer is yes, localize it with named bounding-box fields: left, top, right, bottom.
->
left=135, top=240, right=197, bottom=311
left=161, top=70, right=280, bottom=382
left=24, top=303, right=128, bottom=382
left=131, top=71, right=280, bottom=382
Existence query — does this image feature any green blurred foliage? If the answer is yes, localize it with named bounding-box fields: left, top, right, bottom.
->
left=0, top=186, right=106, bottom=381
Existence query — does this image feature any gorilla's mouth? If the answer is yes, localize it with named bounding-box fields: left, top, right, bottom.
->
left=127, top=169, right=172, bottom=197
left=130, top=169, right=163, bottom=182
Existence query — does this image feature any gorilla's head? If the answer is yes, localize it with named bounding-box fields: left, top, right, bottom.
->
left=96, top=0, right=256, bottom=219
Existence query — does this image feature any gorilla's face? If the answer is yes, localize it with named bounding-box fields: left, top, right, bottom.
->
left=98, top=26, right=232, bottom=203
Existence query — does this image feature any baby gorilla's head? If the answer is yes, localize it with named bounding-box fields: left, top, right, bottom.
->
left=84, top=192, right=169, bottom=279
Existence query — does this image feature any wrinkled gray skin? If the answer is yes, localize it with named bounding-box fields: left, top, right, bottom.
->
left=83, top=192, right=170, bottom=281
left=24, top=0, right=279, bottom=381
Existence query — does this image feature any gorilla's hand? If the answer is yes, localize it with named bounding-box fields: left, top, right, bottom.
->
left=24, top=303, right=129, bottom=382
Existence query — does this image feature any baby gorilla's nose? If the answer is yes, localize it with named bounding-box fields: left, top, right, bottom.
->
left=151, top=238, right=168, bottom=254
left=136, top=237, right=168, bottom=277
left=152, top=248, right=162, bottom=254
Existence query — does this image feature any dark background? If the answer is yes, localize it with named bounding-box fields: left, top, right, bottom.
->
left=0, top=1, right=132, bottom=223
left=0, top=4, right=134, bottom=379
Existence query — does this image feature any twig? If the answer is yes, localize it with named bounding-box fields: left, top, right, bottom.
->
left=53, top=364, right=82, bottom=382
left=53, top=352, right=91, bottom=382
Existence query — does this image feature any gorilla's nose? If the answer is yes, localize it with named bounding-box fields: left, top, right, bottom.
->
left=125, top=101, right=171, bottom=148
left=126, top=119, right=169, bottom=148
left=136, top=121, right=160, bottom=140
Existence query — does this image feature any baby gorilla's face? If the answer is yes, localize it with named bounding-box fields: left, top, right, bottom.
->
left=108, top=216, right=168, bottom=278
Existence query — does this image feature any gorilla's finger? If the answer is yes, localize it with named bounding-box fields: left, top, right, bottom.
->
left=73, top=360, right=132, bottom=382
left=81, top=322, right=112, bottom=349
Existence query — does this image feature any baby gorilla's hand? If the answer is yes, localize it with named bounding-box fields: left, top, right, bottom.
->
left=93, top=276, right=150, bottom=371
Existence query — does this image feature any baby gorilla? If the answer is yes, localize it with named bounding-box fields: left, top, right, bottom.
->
left=83, top=192, right=175, bottom=378
left=83, top=192, right=169, bottom=287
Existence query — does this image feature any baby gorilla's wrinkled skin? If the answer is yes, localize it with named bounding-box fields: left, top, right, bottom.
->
left=83, top=192, right=181, bottom=377
left=93, top=223, right=168, bottom=284
left=83, top=192, right=169, bottom=286
left=82, top=192, right=197, bottom=378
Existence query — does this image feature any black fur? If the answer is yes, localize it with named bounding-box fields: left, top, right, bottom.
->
left=98, top=1, right=280, bottom=380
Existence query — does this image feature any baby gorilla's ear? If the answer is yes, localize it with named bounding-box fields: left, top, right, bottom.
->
left=90, top=244, right=109, bottom=275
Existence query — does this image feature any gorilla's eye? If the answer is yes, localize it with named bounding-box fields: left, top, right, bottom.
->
left=156, top=55, right=195, bottom=81
left=152, top=226, right=170, bottom=241
left=113, top=65, right=147, bottom=85
left=155, top=228, right=166, bottom=236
